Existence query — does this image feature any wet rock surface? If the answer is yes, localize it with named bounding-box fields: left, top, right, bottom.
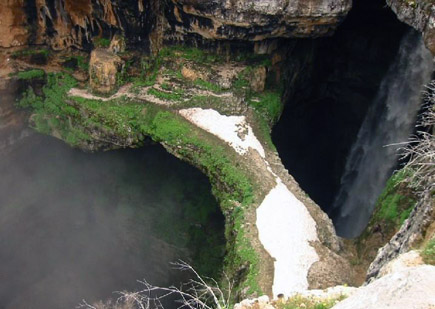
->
left=0, top=0, right=352, bottom=50
left=387, top=0, right=435, bottom=55
left=165, top=0, right=352, bottom=42
left=89, top=49, right=124, bottom=94
left=366, top=190, right=435, bottom=281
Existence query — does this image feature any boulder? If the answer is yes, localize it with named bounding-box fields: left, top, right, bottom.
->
left=378, top=250, right=424, bottom=278
left=249, top=66, right=267, bottom=92
left=89, top=49, right=124, bottom=94
left=332, top=265, right=435, bottom=309
left=109, top=34, right=126, bottom=54
left=181, top=66, right=200, bottom=81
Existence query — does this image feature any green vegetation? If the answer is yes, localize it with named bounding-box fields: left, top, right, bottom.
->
left=422, top=238, right=435, bottom=265
left=15, top=45, right=287, bottom=296
left=17, top=72, right=91, bottom=146
left=64, top=55, right=89, bottom=71
left=249, top=91, right=283, bottom=125
left=252, top=112, right=277, bottom=151
left=17, top=69, right=45, bottom=80
left=66, top=95, right=260, bottom=293
left=194, top=78, right=223, bottom=92
left=93, top=37, right=111, bottom=48
left=11, top=48, right=50, bottom=59
left=148, top=87, right=185, bottom=101
left=130, top=56, right=163, bottom=89
left=277, top=294, right=347, bottom=309
left=371, top=169, right=416, bottom=231
left=233, top=66, right=283, bottom=126
left=225, top=206, right=261, bottom=295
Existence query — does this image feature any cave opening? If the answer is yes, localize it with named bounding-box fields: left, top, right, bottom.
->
left=272, top=0, right=430, bottom=237
left=0, top=133, right=225, bottom=309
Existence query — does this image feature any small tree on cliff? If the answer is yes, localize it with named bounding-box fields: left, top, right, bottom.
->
left=399, top=81, right=435, bottom=193
left=77, top=260, right=232, bottom=309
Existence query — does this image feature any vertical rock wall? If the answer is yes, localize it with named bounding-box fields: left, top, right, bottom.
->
left=0, top=0, right=352, bottom=50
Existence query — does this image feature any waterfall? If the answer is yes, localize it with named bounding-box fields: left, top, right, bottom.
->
left=331, top=30, right=433, bottom=238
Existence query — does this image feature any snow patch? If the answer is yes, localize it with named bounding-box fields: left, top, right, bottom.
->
left=179, top=108, right=265, bottom=157
left=256, top=179, right=319, bottom=297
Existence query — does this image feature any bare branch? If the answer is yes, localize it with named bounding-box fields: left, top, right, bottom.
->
left=79, top=262, right=233, bottom=309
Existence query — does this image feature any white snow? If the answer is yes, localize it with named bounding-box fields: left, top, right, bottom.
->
left=179, top=108, right=265, bottom=157
left=256, top=179, right=319, bottom=297
left=178, top=107, right=320, bottom=297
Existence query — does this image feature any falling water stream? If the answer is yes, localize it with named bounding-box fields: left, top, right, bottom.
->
left=331, top=30, right=433, bottom=238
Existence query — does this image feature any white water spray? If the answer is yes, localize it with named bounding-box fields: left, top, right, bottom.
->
left=331, top=31, right=433, bottom=238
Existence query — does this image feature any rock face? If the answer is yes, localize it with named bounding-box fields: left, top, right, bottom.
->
left=387, top=0, right=435, bottom=55
left=109, top=34, right=126, bottom=54
left=165, top=0, right=352, bottom=41
left=249, top=66, right=267, bottom=93
left=0, top=0, right=153, bottom=50
left=0, top=0, right=29, bottom=47
left=366, top=190, right=435, bottom=281
left=377, top=250, right=424, bottom=278
left=0, top=0, right=352, bottom=49
left=332, top=266, right=435, bottom=309
left=89, top=49, right=124, bottom=94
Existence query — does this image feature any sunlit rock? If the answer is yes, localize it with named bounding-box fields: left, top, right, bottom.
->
left=89, top=49, right=124, bottom=94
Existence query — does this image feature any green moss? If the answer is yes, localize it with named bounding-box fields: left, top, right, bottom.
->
left=194, top=78, right=223, bottom=92
left=64, top=55, right=89, bottom=71
left=233, top=69, right=251, bottom=90
left=17, top=69, right=45, bottom=80
left=249, top=91, right=283, bottom=125
left=371, top=169, right=416, bottom=230
left=225, top=206, right=261, bottom=295
left=148, top=87, right=185, bottom=101
left=252, top=112, right=277, bottom=151
left=130, top=55, right=163, bottom=89
left=17, top=72, right=91, bottom=146
left=422, top=238, right=435, bottom=265
left=94, top=37, right=111, bottom=48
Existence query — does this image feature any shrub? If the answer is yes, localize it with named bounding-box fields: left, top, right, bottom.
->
left=372, top=169, right=416, bottom=230
left=17, top=69, right=45, bottom=80
left=277, top=294, right=347, bottom=309
left=422, top=238, right=435, bottom=265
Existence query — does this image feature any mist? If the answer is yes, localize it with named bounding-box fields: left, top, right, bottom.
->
left=0, top=134, right=224, bottom=308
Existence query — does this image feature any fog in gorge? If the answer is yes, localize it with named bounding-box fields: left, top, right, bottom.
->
left=0, top=134, right=224, bottom=309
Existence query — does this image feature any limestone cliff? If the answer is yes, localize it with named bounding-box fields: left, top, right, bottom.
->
left=387, top=0, right=435, bottom=54
left=164, top=0, right=351, bottom=42
left=0, top=0, right=153, bottom=50
left=0, top=0, right=351, bottom=50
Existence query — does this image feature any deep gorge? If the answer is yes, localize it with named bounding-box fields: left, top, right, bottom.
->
left=273, top=0, right=431, bottom=237
left=0, top=0, right=434, bottom=307
left=0, top=133, right=225, bottom=308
